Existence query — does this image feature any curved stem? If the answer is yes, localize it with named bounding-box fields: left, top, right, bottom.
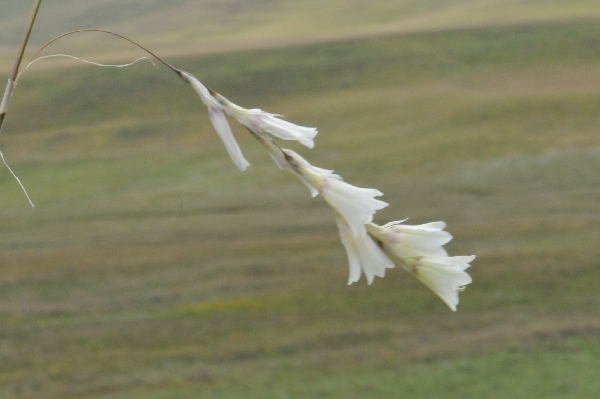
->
left=18, top=29, right=185, bottom=82
left=1, top=24, right=186, bottom=208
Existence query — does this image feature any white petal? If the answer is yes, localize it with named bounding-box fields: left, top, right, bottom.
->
left=322, top=179, right=387, bottom=237
left=282, top=149, right=342, bottom=181
left=216, top=95, right=318, bottom=148
left=367, top=221, right=475, bottom=311
left=395, top=229, right=452, bottom=250
left=181, top=71, right=249, bottom=171
left=402, top=230, right=452, bottom=248
left=208, top=106, right=250, bottom=171
left=260, top=113, right=318, bottom=148
left=416, top=266, right=461, bottom=311
left=337, top=221, right=363, bottom=285
left=411, top=256, right=475, bottom=311
left=368, top=221, right=452, bottom=257
left=392, top=233, right=451, bottom=257
left=336, top=215, right=395, bottom=285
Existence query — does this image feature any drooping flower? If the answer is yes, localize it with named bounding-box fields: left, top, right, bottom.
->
left=180, top=71, right=250, bottom=171
left=336, top=215, right=395, bottom=285
left=258, top=147, right=393, bottom=284
left=406, top=255, right=474, bottom=311
left=321, top=179, right=388, bottom=238
left=366, top=220, right=452, bottom=257
left=214, top=93, right=318, bottom=148
left=366, top=220, right=474, bottom=311
left=282, top=149, right=387, bottom=237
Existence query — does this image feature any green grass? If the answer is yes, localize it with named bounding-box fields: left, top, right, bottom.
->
left=2, top=0, right=600, bottom=65
left=1, top=15, right=599, bottom=399
left=93, top=336, right=600, bottom=399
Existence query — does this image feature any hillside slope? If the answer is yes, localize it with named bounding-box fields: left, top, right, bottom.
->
left=0, top=0, right=598, bottom=66
left=1, top=18, right=599, bottom=398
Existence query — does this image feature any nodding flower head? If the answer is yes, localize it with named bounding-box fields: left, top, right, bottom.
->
left=281, top=149, right=387, bottom=238
left=367, top=220, right=453, bottom=257
left=270, top=149, right=393, bottom=285
left=367, top=221, right=475, bottom=311
left=406, top=255, right=474, bottom=311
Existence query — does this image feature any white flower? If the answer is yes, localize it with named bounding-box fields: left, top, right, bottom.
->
left=367, top=220, right=452, bottom=257
left=266, top=149, right=392, bottom=284
left=406, top=256, right=474, bottom=311
left=180, top=71, right=249, bottom=171
left=322, top=180, right=388, bottom=237
left=282, top=149, right=387, bottom=237
left=367, top=221, right=474, bottom=311
left=214, top=93, right=318, bottom=148
left=336, top=215, right=395, bottom=285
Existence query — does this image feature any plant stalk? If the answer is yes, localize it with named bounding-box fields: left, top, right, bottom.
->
left=0, top=0, right=43, bottom=130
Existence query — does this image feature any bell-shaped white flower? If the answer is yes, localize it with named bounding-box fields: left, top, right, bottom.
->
left=214, top=93, right=318, bottom=148
left=180, top=71, right=250, bottom=171
left=367, top=220, right=452, bottom=257
left=336, top=215, right=395, bottom=285
left=321, top=180, right=388, bottom=237
left=265, top=148, right=393, bottom=284
left=367, top=220, right=474, bottom=311
left=282, top=149, right=387, bottom=237
left=406, top=256, right=474, bottom=311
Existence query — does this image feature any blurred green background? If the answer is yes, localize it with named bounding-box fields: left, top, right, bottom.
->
left=1, top=1, right=599, bottom=398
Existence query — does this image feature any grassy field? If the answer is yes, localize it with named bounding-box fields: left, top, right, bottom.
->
left=1, top=8, right=600, bottom=399
left=2, top=0, right=600, bottom=68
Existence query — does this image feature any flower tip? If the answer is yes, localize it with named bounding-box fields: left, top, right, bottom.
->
left=304, top=139, right=315, bottom=149
left=303, top=128, right=318, bottom=148
left=236, top=160, right=251, bottom=171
